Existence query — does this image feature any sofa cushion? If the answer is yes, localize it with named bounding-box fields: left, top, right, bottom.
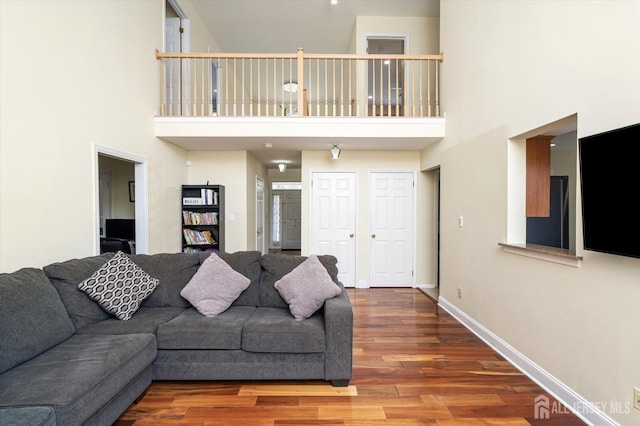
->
left=200, top=250, right=262, bottom=306
left=181, top=253, right=251, bottom=316
left=259, top=253, right=339, bottom=308
left=131, top=252, right=201, bottom=308
left=0, top=407, right=56, bottom=426
left=242, top=307, right=326, bottom=353
left=0, top=333, right=156, bottom=425
left=0, top=268, right=75, bottom=375
left=157, top=306, right=257, bottom=350
left=78, top=251, right=159, bottom=320
left=43, top=253, right=115, bottom=329
left=275, top=255, right=342, bottom=320
left=75, top=307, right=186, bottom=335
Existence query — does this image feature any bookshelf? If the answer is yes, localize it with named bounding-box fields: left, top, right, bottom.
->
left=181, top=184, right=225, bottom=253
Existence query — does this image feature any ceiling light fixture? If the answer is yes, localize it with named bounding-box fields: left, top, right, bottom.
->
left=283, top=81, right=298, bottom=92
left=330, top=144, right=341, bottom=160
left=331, top=0, right=338, bottom=4
left=278, top=163, right=287, bottom=173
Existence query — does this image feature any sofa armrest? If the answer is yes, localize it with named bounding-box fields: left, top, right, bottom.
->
left=323, top=285, right=353, bottom=385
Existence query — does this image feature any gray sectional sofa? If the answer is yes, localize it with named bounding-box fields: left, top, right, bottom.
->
left=0, top=251, right=353, bottom=426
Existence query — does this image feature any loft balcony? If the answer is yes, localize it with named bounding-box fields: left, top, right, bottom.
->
left=154, top=48, right=445, bottom=151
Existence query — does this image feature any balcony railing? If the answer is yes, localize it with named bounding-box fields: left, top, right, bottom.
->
left=155, top=48, right=443, bottom=118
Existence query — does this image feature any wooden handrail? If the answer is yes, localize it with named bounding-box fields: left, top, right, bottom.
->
left=156, top=48, right=443, bottom=118
left=155, top=49, right=444, bottom=62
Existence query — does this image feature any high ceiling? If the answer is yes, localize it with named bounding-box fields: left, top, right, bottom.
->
left=190, top=0, right=440, bottom=54
left=173, top=0, right=441, bottom=168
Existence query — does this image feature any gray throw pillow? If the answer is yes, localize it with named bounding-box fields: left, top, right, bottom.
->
left=78, top=251, right=159, bottom=320
left=274, top=255, right=342, bottom=320
left=180, top=252, right=251, bottom=317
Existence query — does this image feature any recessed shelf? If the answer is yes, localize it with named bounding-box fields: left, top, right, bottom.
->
left=498, top=242, right=583, bottom=267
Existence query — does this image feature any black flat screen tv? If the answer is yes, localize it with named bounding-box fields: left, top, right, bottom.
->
left=579, top=122, right=640, bottom=258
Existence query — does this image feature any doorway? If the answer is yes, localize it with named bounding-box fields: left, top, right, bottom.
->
left=368, top=172, right=415, bottom=287
left=281, top=190, right=301, bottom=250
left=95, top=146, right=147, bottom=255
left=367, top=36, right=406, bottom=116
left=270, top=181, right=302, bottom=253
left=165, top=0, right=190, bottom=115
left=310, top=172, right=357, bottom=287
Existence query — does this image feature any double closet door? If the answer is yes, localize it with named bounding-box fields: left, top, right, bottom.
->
left=310, top=171, right=414, bottom=288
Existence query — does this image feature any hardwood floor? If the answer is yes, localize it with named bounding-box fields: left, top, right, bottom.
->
left=115, top=289, right=585, bottom=425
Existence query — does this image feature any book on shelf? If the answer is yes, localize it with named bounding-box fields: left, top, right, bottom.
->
left=183, top=247, right=219, bottom=254
left=183, top=197, right=204, bottom=205
left=182, top=211, right=218, bottom=225
left=198, top=188, right=218, bottom=206
left=182, top=229, right=216, bottom=245
left=183, top=189, right=217, bottom=206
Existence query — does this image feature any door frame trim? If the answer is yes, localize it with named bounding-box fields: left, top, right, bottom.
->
left=367, top=170, right=417, bottom=288
left=308, top=169, right=359, bottom=287
left=256, top=175, right=265, bottom=254
left=364, top=33, right=409, bottom=114
left=93, top=145, right=148, bottom=255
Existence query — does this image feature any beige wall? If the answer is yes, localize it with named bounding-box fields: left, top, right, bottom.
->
left=301, top=150, right=435, bottom=287
left=178, top=0, right=222, bottom=53
left=186, top=151, right=267, bottom=254
left=354, top=16, right=439, bottom=55
left=433, top=1, right=640, bottom=423
left=0, top=0, right=191, bottom=272
left=186, top=151, right=247, bottom=253
left=353, top=16, right=440, bottom=113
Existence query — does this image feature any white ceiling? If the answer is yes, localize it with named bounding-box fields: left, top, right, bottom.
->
left=170, top=0, right=441, bottom=169
left=190, top=0, right=440, bottom=54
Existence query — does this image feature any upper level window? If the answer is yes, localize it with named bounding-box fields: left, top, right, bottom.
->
left=272, top=182, right=302, bottom=190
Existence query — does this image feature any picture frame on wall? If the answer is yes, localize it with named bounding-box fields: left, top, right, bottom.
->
left=129, top=181, right=135, bottom=202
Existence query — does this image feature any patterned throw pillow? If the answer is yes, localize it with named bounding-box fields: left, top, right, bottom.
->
left=274, top=255, right=342, bottom=320
left=78, top=251, right=159, bottom=320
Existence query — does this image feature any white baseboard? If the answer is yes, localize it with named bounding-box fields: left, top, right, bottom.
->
left=356, top=280, right=369, bottom=289
left=438, top=297, right=619, bottom=426
left=416, top=283, right=436, bottom=289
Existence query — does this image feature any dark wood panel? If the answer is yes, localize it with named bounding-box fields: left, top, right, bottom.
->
left=115, top=289, right=584, bottom=425
left=526, top=136, right=553, bottom=217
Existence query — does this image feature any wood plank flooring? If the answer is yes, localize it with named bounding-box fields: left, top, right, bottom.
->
left=115, top=289, right=585, bottom=425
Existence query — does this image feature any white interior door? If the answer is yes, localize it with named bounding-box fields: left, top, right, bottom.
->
left=310, top=172, right=356, bottom=287
left=369, top=172, right=414, bottom=287
left=256, top=177, right=265, bottom=253
left=164, top=16, right=190, bottom=115
left=282, top=190, right=301, bottom=250
left=164, top=17, right=181, bottom=114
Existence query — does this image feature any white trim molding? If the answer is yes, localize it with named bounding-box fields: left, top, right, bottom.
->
left=93, top=145, right=149, bottom=255
left=438, top=297, right=619, bottom=426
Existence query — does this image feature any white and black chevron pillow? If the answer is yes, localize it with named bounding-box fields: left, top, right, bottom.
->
left=78, top=251, right=159, bottom=320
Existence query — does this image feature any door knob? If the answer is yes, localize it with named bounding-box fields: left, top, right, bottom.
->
left=349, top=233, right=354, bottom=238
left=371, top=234, right=376, bottom=238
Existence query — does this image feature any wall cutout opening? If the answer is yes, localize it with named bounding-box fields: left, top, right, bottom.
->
left=508, top=115, right=578, bottom=253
